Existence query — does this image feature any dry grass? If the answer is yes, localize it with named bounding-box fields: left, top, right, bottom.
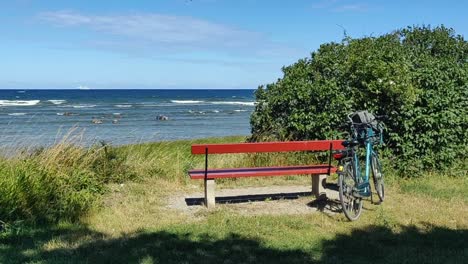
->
left=81, top=175, right=467, bottom=235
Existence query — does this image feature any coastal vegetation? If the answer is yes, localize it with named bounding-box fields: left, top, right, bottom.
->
left=251, top=25, right=467, bottom=175
left=0, top=137, right=467, bottom=263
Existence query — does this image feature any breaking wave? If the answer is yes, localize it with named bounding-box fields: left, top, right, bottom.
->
left=72, top=104, right=96, bottom=108
left=115, top=104, right=132, bottom=108
left=0, top=100, right=40, bottom=106
left=48, top=100, right=67, bottom=105
left=171, top=100, right=204, bottom=104
left=211, top=101, right=255, bottom=106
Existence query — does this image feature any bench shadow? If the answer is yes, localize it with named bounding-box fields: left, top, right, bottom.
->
left=307, top=198, right=342, bottom=214
left=185, top=191, right=313, bottom=206
left=186, top=183, right=341, bottom=208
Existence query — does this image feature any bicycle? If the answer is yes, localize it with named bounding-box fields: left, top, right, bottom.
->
left=334, top=111, right=385, bottom=221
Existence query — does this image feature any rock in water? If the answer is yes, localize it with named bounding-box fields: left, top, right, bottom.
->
left=158, top=115, right=169, bottom=121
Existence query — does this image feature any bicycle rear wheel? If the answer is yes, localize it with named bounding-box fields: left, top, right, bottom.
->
left=338, top=160, right=363, bottom=221
left=371, top=152, right=385, bottom=202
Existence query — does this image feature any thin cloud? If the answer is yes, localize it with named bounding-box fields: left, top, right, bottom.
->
left=38, top=11, right=273, bottom=53
left=333, top=4, right=368, bottom=12
left=311, top=0, right=369, bottom=12
left=311, top=0, right=339, bottom=9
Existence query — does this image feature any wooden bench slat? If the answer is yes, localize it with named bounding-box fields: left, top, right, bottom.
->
left=191, top=140, right=344, bottom=154
left=189, top=164, right=336, bottom=179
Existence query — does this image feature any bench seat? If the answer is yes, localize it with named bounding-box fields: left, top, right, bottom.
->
left=189, top=140, right=344, bottom=207
left=189, top=164, right=336, bottom=180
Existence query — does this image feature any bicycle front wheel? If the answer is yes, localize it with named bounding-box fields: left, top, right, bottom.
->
left=338, top=161, right=363, bottom=221
left=371, top=152, right=385, bottom=203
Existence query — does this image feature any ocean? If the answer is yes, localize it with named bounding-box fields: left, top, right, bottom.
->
left=0, top=89, right=256, bottom=148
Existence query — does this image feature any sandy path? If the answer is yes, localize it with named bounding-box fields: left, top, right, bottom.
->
left=168, top=185, right=342, bottom=216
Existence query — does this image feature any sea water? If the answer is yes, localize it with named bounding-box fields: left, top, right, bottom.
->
left=0, top=89, right=255, bottom=148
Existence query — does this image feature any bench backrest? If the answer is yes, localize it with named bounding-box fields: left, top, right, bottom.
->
left=192, top=140, right=344, bottom=155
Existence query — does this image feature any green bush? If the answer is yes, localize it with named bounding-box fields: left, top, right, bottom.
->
left=250, top=25, right=467, bottom=175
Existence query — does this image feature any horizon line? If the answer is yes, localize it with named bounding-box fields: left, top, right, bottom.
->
left=0, top=88, right=257, bottom=90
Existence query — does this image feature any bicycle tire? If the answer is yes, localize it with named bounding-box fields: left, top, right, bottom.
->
left=338, top=160, right=363, bottom=221
left=371, top=152, right=385, bottom=202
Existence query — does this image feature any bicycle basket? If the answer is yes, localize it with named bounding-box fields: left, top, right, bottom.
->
left=351, top=110, right=377, bottom=126
left=350, top=110, right=380, bottom=141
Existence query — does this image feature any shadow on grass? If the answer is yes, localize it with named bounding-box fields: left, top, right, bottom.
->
left=0, top=225, right=311, bottom=264
left=1, top=223, right=466, bottom=264
left=307, top=198, right=342, bottom=214
left=320, top=224, right=468, bottom=264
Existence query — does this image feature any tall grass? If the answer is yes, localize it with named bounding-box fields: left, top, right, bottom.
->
left=0, top=142, right=135, bottom=225
left=0, top=136, right=253, bottom=226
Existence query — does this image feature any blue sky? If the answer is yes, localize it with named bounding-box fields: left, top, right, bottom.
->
left=1, top=0, right=466, bottom=89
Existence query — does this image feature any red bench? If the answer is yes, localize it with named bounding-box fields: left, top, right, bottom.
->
left=189, top=140, right=344, bottom=207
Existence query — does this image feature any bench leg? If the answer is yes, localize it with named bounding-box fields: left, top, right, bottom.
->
left=204, top=178, right=216, bottom=208
left=312, top=174, right=327, bottom=200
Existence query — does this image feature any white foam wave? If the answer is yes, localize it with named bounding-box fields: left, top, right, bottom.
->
left=0, top=100, right=40, bottom=106
left=234, top=109, right=248, bottom=112
left=72, top=104, right=96, bottom=108
left=171, top=100, right=204, bottom=104
left=56, top=112, right=78, bottom=116
left=48, top=100, right=67, bottom=105
left=8, top=113, right=27, bottom=116
left=115, top=104, right=132, bottom=108
left=188, top=110, right=205, bottom=114
left=211, top=101, right=255, bottom=106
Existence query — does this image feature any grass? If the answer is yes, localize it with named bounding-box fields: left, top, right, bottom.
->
left=0, top=136, right=467, bottom=263
left=0, top=142, right=136, bottom=225
left=397, top=174, right=468, bottom=202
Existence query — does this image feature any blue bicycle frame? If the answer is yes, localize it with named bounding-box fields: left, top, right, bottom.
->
left=353, top=125, right=383, bottom=197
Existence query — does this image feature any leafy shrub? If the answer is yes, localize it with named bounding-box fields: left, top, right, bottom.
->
left=250, top=25, right=467, bottom=175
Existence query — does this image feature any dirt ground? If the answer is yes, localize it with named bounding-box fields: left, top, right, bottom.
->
left=168, top=185, right=343, bottom=216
